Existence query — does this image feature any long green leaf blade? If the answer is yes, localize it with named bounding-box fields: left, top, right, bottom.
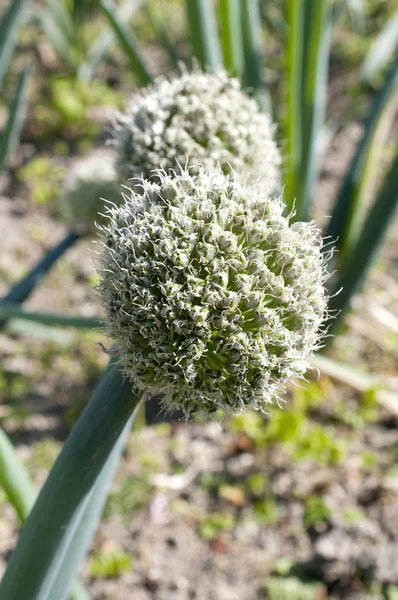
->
left=345, top=0, right=366, bottom=35
left=361, top=9, right=398, bottom=85
left=72, top=0, right=96, bottom=24
left=0, top=427, right=37, bottom=523
left=0, top=428, right=89, bottom=600
left=185, top=0, right=222, bottom=72
left=326, top=55, right=398, bottom=256
left=0, top=0, right=28, bottom=87
left=5, top=319, right=75, bottom=344
left=294, top=0, right=332, bottom=222
left=311, top=354, right=383, bottom=393
left=145, top=3, right=180, bottom=71
left=283, top=0, right=304, bottom=213
left=327, top=145, right=398, bottom=333
left=45, top=0, right=75, bottom=44
left=0, top=64, right=31, bottom=173
left=45, top=411, right=136, bottom=600
left=0, top=303, right=102, bottom=329
left=220, top=0, right=243, bottom=77
left=0, top=364, right=142, bottom=600
left=38, top=8, right=76, bottom=71
left=79, top=0, right=142, bottom=82
left=70, top=583, right=91, bottom=600
left=99, top=0, right=153, bottom=86
left=1, top=230, right=84, bottom=308
left=240, top=0, right=266, bottom=106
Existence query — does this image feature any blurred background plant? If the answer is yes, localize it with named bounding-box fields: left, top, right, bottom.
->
left=0, top=0, right=397, bottom=599
left=0, top=0, right=31, bottom=175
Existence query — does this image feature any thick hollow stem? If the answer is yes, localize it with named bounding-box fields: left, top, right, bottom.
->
left=0, top=364, right=142, bottom=600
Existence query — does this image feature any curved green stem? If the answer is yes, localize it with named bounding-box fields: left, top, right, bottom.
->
left=0, top=364, right=142, bottom=600
left=1, top=230, right=84, bottom=308
left=0, top=429, right=89, bottom=600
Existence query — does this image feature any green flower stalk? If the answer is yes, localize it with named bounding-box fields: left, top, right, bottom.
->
left=98, top=166, right=329, bottom=421
left=62, top=151, right=122, bottom=232
left=113, top=69, right=281, bottom=191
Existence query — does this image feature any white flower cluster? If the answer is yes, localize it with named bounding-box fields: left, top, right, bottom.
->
left=98, top=167, right=328, bottom=421
left=113, top=70, right=281, bottom=192
left=62, top=151, right=122, bottom=232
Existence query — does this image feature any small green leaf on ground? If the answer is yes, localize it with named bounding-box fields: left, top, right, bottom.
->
left=89, top=548, right=132, bottom=579
left=253, top=497, right=279, bottom=525
left=199, top=513, right=235, bottom=540
left=304, top=495, right=331, bottom=528
left=343, top=508, right=365, bottom=525
left=265, top=576, right=327, bottom=600
left=104, top=473, right=151, bottom=523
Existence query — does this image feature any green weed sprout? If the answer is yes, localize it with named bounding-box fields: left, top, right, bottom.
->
left=98, top=165, right=329, bottom=421
left=62, top=151, right=122, bottom=233
left=113, top=69, right=281, bottom=192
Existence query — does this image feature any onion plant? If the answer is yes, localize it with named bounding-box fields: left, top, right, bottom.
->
left=0, top=2, right=88, bottom=598
left=100, top=0, right=398, bottom=326
left=35, top=0, right=143, bottom=83
left=0, top=2, right=397, bottom=599
left=0, top=164, right=330, bottom=599
left=0, top=0, right=31, bottom=173
left=0, top=0, right=82, bottom=330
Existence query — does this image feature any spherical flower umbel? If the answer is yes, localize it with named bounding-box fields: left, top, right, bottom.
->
left=62, top=151, right=122, bottom=232
left=113, top=69, right=281, bottom=192
left=98, top=166, right=328, bottom=421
